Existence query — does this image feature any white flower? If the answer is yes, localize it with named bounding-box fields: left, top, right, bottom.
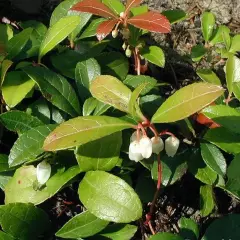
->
left=36, top=160, right=51, bottom=185
left=129, top=140, right=143, bottom=162
left=165, top=136, right=180, bottom=157
left=120, top=12, right=125, bottom=18
left=130, top=131, right=142, bottom=142
left=151, top=137, right=164, bottom=154
left=112, top=29, right=118, bottom=38
left=139, top=136, right=152, bottom=159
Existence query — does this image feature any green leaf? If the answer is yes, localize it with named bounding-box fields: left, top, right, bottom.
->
left=93, top=100, right=111, bottom=116
left=79, top=171, right=142, bottom=223
left=98, top=224, right=137, bottom=240
left=201, top=214, right=240, bottom=240
left=56, top=211, right=109, bottom=238
left=140, top=46, right=165, bottom=68
left=5, top=163, right=80, bottom=205
left=149, top=233, right=184, bottom=240
left=2, top=71, right=35, bottom=108
left=0, top=231, right=15, bottom=240
left=162, top=9, right=187, bottom=24
left=197, top=69, right=221, bottom=85
left=0, top=172, right=13, bottom=191
left=102, top=0, right=125, bottom=15
left=0, top=203, right=50, bottom=240
left=0, top=59, right=13, bottom=86
left=44, top=116, right=133, bottom=151
left=90, top=75, right=132, bottom=113
left=83, top=97, right=98, bottom=116
left=200, top=185, right=215, bottom=217
left=39, top=16, right=81, bottom=61
left=152, top=82, right=224, bottom=123
left=210, top=25, right=230, bottom=46
left=178, top=217, right=199, bottom=240
left=202, top=105, right=240, bottom=134
left=204, top=127, right=240, bottom=154
left=229, top=34, right=240, bottom=53
left=75, top=132, right=121, bottom=172
left=233, top=82, right=240, bottom=101
left=0, top=23, right=13, bottom=51
left=0, top=154, right=10, bottom=172
left=191, top=45, right=207, bottom=62
left=201, top=143, right=226, bottom=176
left=7, top=28, right=33, bottom=60
left=123, top=75, right=157, bottom=95
left=0, top=111, right=43, bottom=134
left=23, top=66, right=81, bottom=117
left=8, top=125, right=56, bottom=167
left=188, top=149, right=217, bottom=185
left=201, top=12, right=215, bottom=42
left=226, top=55, right=240, bottom=96
left=95, top=52, right=129, bottom=80
left=79, top=18, right=106, bottom=39
left=75, top=58, right=101, bottom=101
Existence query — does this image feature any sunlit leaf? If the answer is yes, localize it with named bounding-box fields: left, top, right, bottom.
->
left=200, top=185, right=215, bottom=217
left=125, top=0, right=142, bottom=14
left=96, top=19, right=118, bottom=41
left=197, top=69, right=221, bottom=85
left=140, top=46, right=165, bottom=67
left=229, top=34, right=240, bottom=53
left=178, top=217, right=199, bottom=240
left=210, top=25, right=230, bottom=46
left=102, top=0, right=125, bottom=15
left=201, top=12, right=215, bottom=42
left=0, top=59, right=13, bottom=86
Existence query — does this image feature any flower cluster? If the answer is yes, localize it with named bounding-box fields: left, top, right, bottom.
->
left=128, top=131, right=180, bottom=162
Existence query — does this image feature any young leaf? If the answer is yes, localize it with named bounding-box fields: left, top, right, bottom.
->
left=201, top=12, right=215, bottom=42
left=83, top=98, right=98, bottom=116
left=140, top=46, right=165, bottom=67
left=125, top=0, right=142, bottom=15
left=229, top=34, right=240, bottom=53
left=128, top=11, right=171, bottom=33
left=0, top=111, right=43, bottom=134
left=200, top=185, right=215, bottom=217
left=102, top=0, right=125, bottom=15
left=149, top=233, right=184, bottom=240
left=0, top=203, right=50, bottom=240
left=201, top=143, right=226, bottom=176
left=56, top=211, right=109, bottom=238
left=44, top=116, right=134, bottom=151
left=38, top=16, right=81, bottom=61
left=71, top=0, right=117, bottom=19
left=151, top=82, right=224, bottom=123
left=90, top=75, right=132, bottom=113
left=197, top=69, right=221, bottom=85
left=2, top=71, right=35, bottom=108
left=8, top=125, right=56, bottom=167
left=75, top=132, right=121, bottom=172
left=93, top=100, right=111, bottom=116
left=162, top=9, right=187, bottom=24
left=23, top=66, right=81, bottom=117
left=178, top=217, right=199, bottom=240
left=0, top=59, right=13, bottom=85
left=210, top=25, right=230, bottom=45
left=96, top=19, right=118, bottom=41
left=191, top=45, right=207, bottom=62
left=78, top=171, right=142, bottom=223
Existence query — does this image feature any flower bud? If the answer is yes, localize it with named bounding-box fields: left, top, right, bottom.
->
left=37, top=160, right=51, bottom=185
left=125, top=46, right=132, bottom=58
left=151, top=137, right=164, bottom=154
left=129, top=140, right=143, bottom=162
left=120, top=12, right=125, bottom=18
left=165, top=136, right=180, bottom=157
left=112, top=29, right=118, bottom=38
left=139, top=136, right=152, bottom=159
left=122, top=42, right=127, bottom=50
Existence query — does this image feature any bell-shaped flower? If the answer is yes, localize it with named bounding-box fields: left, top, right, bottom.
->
left=36, top=160, right=51, bottom=185
left=112, top=29, right=118, bottom=38
left=151, top=137, right=164, bottom=154
left=129, top=140, right=143, bottom=162
left=165, top=136, right=180, bottom=157
left=130, top=131, right=143, bottom=142
left=139, top=136, right=152, bottom=159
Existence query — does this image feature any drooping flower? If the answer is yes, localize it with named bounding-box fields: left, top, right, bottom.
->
left=139, top=136, right=152, bottom=159
left=165, top=136, right=180, bottom=157
left=129, top=140, right=143, bottom=162
left=36, top=160, right=51, bottom=185
left=151, top=137, right=164, bottom=154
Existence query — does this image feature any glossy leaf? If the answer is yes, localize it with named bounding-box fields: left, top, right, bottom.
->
left=7, top=28, right=33, bottom=60
left=149, top=233, right=184, bottom=240
left=56, top=211, right=108, bottom=238
left=44, top=116, right=133, bottom=151
left=82, top=97, right=98, bottom=116
left=197, top=69, right=221, bottom=85
left=8, top=125, right=56, bottom=167
left=5, top=164, right=80, bottom=205
left=23, top=66, right=81, bottom=117
left=2, top=71, right=35, bottom=108
left=75, top=132, right=121, bottom=171
left=102, top=0, right=125, bottom=15
left=78, top=171, right=142, bottom=223
left=202, top=214, right=240, bottom=240
left=0, top=59, right=13, bottom=85
left=226, top=55, right=240, bottom=95
left=178, top=217, right=199, bottom=240
left=0, top=231, right=15, bottom=240
left=152, top=82, right=224, bottom=123
left=93, top=100, right=111, bottom=116
left=90, top=75, right=132, bottom=113
left=39, top=16, right=81, bottom=61
left=0, top=203, right=50, bottom=240
left=201, top=12, right=215, bottom=42
left=0, top=23, right=13, bottom=53
left=0, top=172, right=13, bottom=191
left=162, top=9, right=187, bottom=24
left=71, top=0, right=117, bottom=19
left=191, top=45, right=207, bottom=62
left=210, top=25, right=230, bottom=45
left=125, top=0, right=142, bottom=14
left=229, top=34, right=240, bottom=53
left=201, top=143, right=226, bottom=176
left=0, top=154, right=10, bottom=172
left=200, top=185, right=215, bottom=217
left=140, top=46, right=165, bottom=68
left=0, top=111, right=43, bottom=134
left=128, top=11, right=171, bottom=33
left=97, top=19, right=118, bottom=41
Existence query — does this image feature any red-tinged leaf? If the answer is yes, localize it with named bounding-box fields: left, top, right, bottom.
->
left=97, top=19, right=118, bottom=41
left=195, top=113, right=220, bottom=129
left=71, top=0, right=117, bottom=19
left=128, top=11, right=171, bottom=33
left=125, top=0, right=142, bottom=14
